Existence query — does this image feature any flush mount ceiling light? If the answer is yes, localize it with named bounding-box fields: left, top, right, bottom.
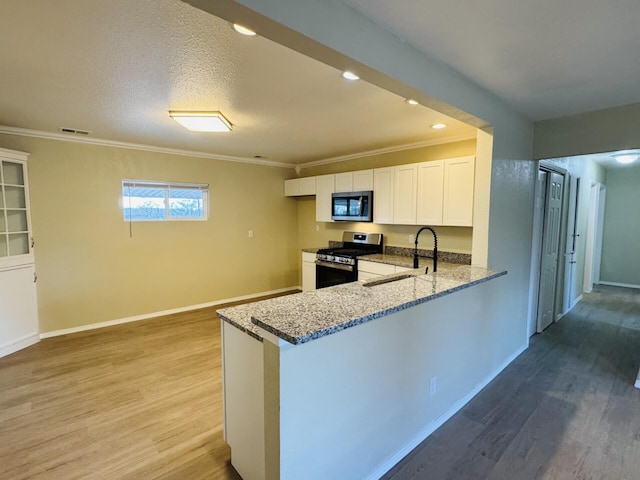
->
left=232, top=23, right=256, bottom=36
left=431, top=123, right=447, bottom=130
left=612, top=152, right=639, bottom=164
left=342, top=71, right=359, bottom=81
left=405, top=98, right=419, bottom=106
left=169, top=111, right=233, bottom=132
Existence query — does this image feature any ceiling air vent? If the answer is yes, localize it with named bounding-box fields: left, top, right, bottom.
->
left=59, top=127, right=91, bottom=135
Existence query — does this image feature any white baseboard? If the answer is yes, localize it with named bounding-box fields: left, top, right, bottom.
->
left=40, top=286, right=300, bottom=339
left=367, top=343, right=528, bottom=480
left=598, top=281, right=640, bottom=290
left=636, top=366, right=640, bottom=389
left=0, top=333, right=39, bottom=359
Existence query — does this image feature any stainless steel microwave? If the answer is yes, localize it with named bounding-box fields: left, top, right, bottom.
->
left=331, top=191, right=373, bottom=222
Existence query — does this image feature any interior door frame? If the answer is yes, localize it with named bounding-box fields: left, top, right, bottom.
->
left=584, top=182, right=606, bottom=292
left=527, top=161, right=568, bottom=337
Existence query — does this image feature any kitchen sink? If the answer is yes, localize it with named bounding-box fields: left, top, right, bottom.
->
left=362, top=273, right=415, bottom=287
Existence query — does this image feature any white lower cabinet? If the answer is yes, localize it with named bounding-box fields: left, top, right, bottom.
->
left=358, top=260, right=410, bottom=280
left=0, top=263, right=39, bottom=358
left=302, top=252, right=316, bottom=291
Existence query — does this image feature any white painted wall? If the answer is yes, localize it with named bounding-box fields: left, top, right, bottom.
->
left=276, top=275, right=522, bottom=480
left=600, top=166, right=640, bottom=287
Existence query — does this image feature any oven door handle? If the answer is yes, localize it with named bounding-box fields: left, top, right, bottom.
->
left=315, top=260, right=354, bottom=272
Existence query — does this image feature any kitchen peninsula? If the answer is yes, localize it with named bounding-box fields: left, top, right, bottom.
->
left=217, top=264, right=509, bottom=480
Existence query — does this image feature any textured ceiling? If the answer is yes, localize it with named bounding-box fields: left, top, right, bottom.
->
left=338, top=0, right=640, bottom=121
left=0, top=0, right=476, bottom=166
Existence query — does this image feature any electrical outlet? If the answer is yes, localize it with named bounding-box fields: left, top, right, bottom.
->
left=316, top=224, right=320, bottom=232
left=429, top=376, right=438, bottom=397
left=248, top=230, right=254, bottom=238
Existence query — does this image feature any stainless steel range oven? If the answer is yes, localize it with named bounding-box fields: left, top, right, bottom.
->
left=315, top=232, right=383, bottom=289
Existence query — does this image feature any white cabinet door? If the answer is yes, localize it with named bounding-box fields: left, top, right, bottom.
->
left=284, top=178, right=299, bottom=197
left=443, top=156, right=475, bottom=226
left=416, top=160, right=445, bottom=225
left=298, top=177, right=316, bottom=196
left=285, top=177, right=315, bottom=196
left=353, top=170, right=374, bottom=191
left=357, top=271, right=379, bottom=282
left=393, top=164, right=418, bottom=225
left=302, top=252, right=317, bottom=291
left=358, top=260, right=396, bottom=276
left=0, top=264, right=38, bottom=358
left=373, top=167, right=394, bottom=224
left=334, top=173, right=353, bottom=193
left=315, top=174, right=335, bottom=222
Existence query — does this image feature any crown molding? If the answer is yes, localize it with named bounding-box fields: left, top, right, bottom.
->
left=0, top=125, right=476, bottom=171
left=0, top=125, right=292, bottom=168
left=296, top=133, right=476, bottom=170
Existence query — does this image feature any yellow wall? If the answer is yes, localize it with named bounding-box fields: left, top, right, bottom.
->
left=0, top=134, right=298, bottom=333
left=296, top=140, right=477, bottom=253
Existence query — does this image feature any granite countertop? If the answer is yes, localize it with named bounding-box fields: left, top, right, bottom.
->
left=362, top=253, right=431, bottom=270
left=301, top=247, right=321, bottom=254
left=217, top=264, right=506, bottom=346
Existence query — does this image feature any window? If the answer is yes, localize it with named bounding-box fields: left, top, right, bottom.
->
left=122, top=180, right=208, bottom=221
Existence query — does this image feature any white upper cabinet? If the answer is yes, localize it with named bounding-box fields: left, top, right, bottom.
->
left=315, top=174, right=335, bottom=222
left=416, top=160, right=445, bottom=225
left=443, top=156, right=475, bottom=226
left=334, top=172, right=353, bottom=193
left=352, top=169, right=374, bottom=191
left=283, top=157, right=475, bottom=225
left=334, top=170, right=373, bottom=193
left=373, top=167, right=394, bottom=224
left=284, top=177, right=316, bottom=197
left=393, top=164, right=418, bottom=225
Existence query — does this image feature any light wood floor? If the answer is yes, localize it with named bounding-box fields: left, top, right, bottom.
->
left=2, top=286, right=639, bottom=479
left=0, top=305, right=244, bottom=480
left=383, top=285, right=640, bottom=480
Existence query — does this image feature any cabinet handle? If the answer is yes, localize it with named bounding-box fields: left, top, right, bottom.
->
left=33, top=272, right=38, bottom=283
left=30, top=237, right=35, bottom=248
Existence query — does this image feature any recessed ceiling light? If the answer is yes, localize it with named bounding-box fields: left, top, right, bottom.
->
left=342, top=71, right=359, bottom=81
left=232, top=23, right=256, bottom=36
left=405, top=99, right=419, bottom=106
left=431, top=123, right=447, bottom=130
left=169, top=111, right=233, bottom=132
left=612, top=152, right=638, bottom=164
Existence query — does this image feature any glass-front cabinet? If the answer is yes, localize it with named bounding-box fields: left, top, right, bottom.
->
left=0, top=148, right=33, bottom=265
left=0, top=147, right=38, bottom=358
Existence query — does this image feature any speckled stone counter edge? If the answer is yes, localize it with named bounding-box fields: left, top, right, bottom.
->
left=217, top=311, right=265, bottom=342
left=252, top=269, right=507, bottom=345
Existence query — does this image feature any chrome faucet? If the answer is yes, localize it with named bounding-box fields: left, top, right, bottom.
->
left=413, top=226, right=438, bottom=273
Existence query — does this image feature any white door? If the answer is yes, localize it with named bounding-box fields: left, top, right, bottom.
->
left=537, top=171, right=564, bottom=333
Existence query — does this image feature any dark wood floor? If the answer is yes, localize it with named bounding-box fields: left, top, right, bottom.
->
left=383, top=285, right=640, bottom=480
left=1, top=286, right=639, bottom=479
